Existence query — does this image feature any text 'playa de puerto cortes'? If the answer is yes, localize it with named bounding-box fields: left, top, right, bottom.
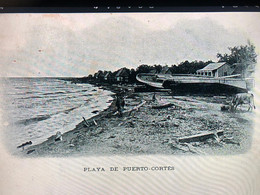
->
left=84, top=166, right=175, bottom=172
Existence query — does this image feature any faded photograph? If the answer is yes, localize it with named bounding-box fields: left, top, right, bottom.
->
left=0, top=13, right=258, bottom=157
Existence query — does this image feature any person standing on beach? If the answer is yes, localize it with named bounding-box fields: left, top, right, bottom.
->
left=116, top=93, right=125, bottom=117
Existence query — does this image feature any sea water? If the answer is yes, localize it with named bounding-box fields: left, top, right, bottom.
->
left=0, top=78, right=114, bottom=153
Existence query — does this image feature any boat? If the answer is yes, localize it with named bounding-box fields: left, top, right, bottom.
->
left=136, top=73, right=164, bottom=89
left=136, top=73, right=254, bottom=95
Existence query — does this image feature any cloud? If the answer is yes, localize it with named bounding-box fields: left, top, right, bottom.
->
left=0, top=13, right=255, bottom=77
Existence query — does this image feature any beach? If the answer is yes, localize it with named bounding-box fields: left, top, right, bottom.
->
left=22, top=83, right=254, bottom=157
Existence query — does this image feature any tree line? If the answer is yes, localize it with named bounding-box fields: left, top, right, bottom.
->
left=75, top=43, right=257, bottom=84
left=78, top=60, right=213, bottom=84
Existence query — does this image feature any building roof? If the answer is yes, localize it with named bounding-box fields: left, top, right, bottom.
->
left=104, top=71, right=112, bottom=78
left=95, top=71, right=104, bottom=77
left=197, top=62, right=227, bottom=71
left=160, top=66, right=172, bottom=74
left=115, top=68, right=129, bottom=77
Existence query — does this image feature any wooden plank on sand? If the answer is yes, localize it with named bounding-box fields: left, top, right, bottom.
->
left=124, top=101, right=146, bottom=114
left=178, top=130, right=224, bottom=143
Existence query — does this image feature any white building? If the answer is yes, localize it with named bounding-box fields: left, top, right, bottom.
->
left=196, top=62, right=233, bottom=77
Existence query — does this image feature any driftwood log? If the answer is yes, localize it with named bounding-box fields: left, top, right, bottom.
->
left=152, top=103, right=173, bottom=109
left=152, top=95, right=181, bottom=109
left=123, top=100, right=146, bottom=114
left=17, top=141, right=32, bottom=150
left=113, top=101, right=147, bottom=116
left=178, top=130, right=224, bottom=143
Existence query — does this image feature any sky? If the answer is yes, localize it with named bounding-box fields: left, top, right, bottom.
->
left=0, top=12, right=260, bottom=77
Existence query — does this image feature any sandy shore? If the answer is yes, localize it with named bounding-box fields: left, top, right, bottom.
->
left=23, top=84, right=254, bottom=157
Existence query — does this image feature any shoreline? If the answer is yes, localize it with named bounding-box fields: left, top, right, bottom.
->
left=22, top=82, right=253, bottom=157
left=23, top=82, right=135, bottom=157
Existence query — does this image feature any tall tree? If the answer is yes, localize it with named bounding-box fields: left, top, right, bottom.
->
left=153, top=64, right=163, bottom=73
left=217, top=42, right=257, bottom=67
left=170, top=60, right=212, bottom=74
left=136, top=64, right=151, bottom=74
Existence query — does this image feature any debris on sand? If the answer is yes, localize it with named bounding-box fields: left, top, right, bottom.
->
left=125, top=100, right=146, bottom=116
left=17, top=141, right=32, bottom=150
left=180, top=143, right=206, bottom=155
left=221, top=105, right=230, bottom=111
left=151, top=95, right=181, bottom=109
left=178, top=130, right=224, bottom=143
left=92, top=110, right=99, bottom=114
left=222, top=137, right=240, bottom=146
left=83, top=117, right=97, bottom=127
left=55, top=131, right=62, bottom=141
left=169, top=141, right=189, bottom=152
left=27, top=149, right=35, bottom=154
left=25, top=86, right=252, bottom=156
left=68, top=138, right=76, bottom=147
left=93, top=119, right=98, bottom=126
left=152, top=103, right=173, bottom=109
left=90, top=128, right=105, bottom=136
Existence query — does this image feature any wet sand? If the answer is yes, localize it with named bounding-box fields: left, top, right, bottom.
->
left=23, top=84, right=254, bottom=157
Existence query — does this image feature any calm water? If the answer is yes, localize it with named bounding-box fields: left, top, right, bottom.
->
left=0, top=78, right=114, bottom=153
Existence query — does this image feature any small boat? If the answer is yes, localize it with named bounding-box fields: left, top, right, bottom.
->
left=136, top=73, right=164, bottom=89
left=136, top=73, right=252, bottom=95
